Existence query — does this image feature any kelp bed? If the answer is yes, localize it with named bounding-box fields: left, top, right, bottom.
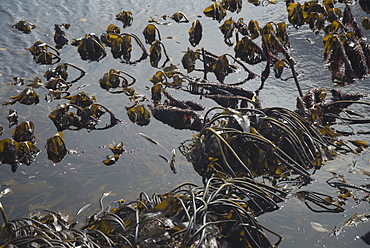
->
left=1, top=0, right=370, bottom=247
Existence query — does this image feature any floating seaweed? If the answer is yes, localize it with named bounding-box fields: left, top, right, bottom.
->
left=0, top=177, right=288, bottom=247
left=296, top=88, right=369, bottom=126
left=331, top=212, right=370, bottom=237
left=143, top=24, right=161, bottom=45
left=28, top=41, right=61, bottom=64
left=163, top=90, right=205, bottom=111
left=44, top=63, right=86, bottom=84
left=149, top=40, right=170, bottom=68
left=100, top=24, right=121, bottom=46
left=54, top=23, right=70, bottom=49
left=295, top=190, right=345, bottom=213
left=0, top=121, right=40, bottom=172
left=3, top=87, right=40, bottom=106
left=222, top=0, right=243, bottom=13
left=12, top=20, right=36, bottom=34
left=150, top=104, right=203, bottom=131
left=181, top=74, right=259, bottom=108
left=99, top=69, right=136, bottom=93
left=181, top=48, right=257, bottom=86
left=203, top=3, right=227, bottom=22
left=286, top=2, right=370, bottom=84
left=180, top=107, right=334, bottom=184
left=126, top=104, right=151, bottom=126
left=360, top=0, right=370, bottom=14
left=188, top=20, right=203, bottom=47
left=46, top=132, right=68, bottom=163
left=6, top=109, right=18, bottom=128
left=103, top=142, right=125, bottom=166
left=101, top=25, right=148, bottom=64
left=49, top=93, right=121, bottom=131
left=1, top=0, right=370, bottom=246
left=12, top=121, right=35, bottom=143
left=115, top=10, right=133, bottom=28
left=148, top=11, right=190, bottom=25
left=71, top=33, right=107, bottom=61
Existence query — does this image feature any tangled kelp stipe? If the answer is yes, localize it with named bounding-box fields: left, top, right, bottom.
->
left=180, top=107, right=337, bottom=186
left=0, top=177, right=288, bottom=248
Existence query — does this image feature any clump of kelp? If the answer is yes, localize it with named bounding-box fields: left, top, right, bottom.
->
left=2, top=0, right=370, bottom=247
left=180, top=107, right=333, bottom=186
left=286, top=0, right=370, bottom=85
left=0, top=177, right=288, bottom=247
left=0, top=170, right=368, bottom=247
left=0, top=121, right=40, bottom=172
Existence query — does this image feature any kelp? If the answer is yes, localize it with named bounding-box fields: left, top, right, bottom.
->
left=71, top=33, right=107, bottom=61
left=234, top=35, right=266, bottom=64
left=203, top=3, right=227, bottom=22
left=149, top=40, right=170, bottom=68
left=181, top=74, right=259, bottom=108
left=286, top=2, right=370, bottom=84
left=180, top=107, right=334, bottom=184
left=0, top=139, right=40, bottom=172
left=0, top=121, right=40, bottom=172
left=54, top=23, right=70, bottom=49
left=115, top=11, right=133, bottom=28
left=163, top=90, right=205, bottom=111
left=331, top=212, right=370, bottom=236
left=147, top=12, right=190, bottom=25
left=101, top=24, right=148, bottom=64
left=45, top=75, right=70, bottom=91
left=188, top=20, right=203, bottom=47
left=169, top=11, right=190, bottom=23
left=12, top=20, right=36, bottom=34
left=150, top=104, right=203, bottom=131
left=115, top=34, right=146, bottom=63
left=360, top=0, right=370, bottom=14
left=1, top=0, right=370, bottom=246
left=49, top=92, right=121, bottom=131
left=295, top=190, right=345, bottom=213
left=296, top=88, right=368, bottom=126
left=152, top=69, right=182, bottom=86
left=326, top=173, right=370, bottom=205
left=44, top=63, right=86, bottom=84
left=46, top=132, right=68, bottom=163
left=99, top=69, right=136, bottom=93
left=126, top=104, right=151, bottom=126
left=6, top=109, right=18, bottom=128
left=28, top=41, right=61, bottom=64
left=143, top=24, right=161, bottom=45
left=103, top=142, right=125, bottom=166
left=5, top=63, right=85, bottom=106
left=181, top=48, right=201, bottom=73
left=101, top=24, right=121, bottom=46
left=219, top=17, right=242, bottom=46
left=222, top=0, right=243, bottom=13
left=181, top=48, right=257, bottom=84
left=0, top=177, right=288, bottom=247
left=3, top=87, right=40, bottom=106
left=12, top=121, right=35, bottom=143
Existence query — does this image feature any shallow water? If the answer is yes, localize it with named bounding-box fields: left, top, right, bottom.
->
left=0, top=0, right=369, bottom=247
